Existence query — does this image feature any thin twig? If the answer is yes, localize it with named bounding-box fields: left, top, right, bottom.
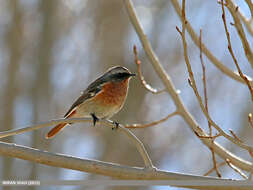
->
left=210, top=147, right=221, bottom=177
left=237, top=1, right=253, bottom=36
left=125, top=111, right=178, bottom=129
left=177, top=20, right=253, bottom=157
left=222, top=0, right=253, bottom=101
left=245, top=0, right=253, bottom=18
left=178, top=24, right=253, bottom=166
left=133, top=45, right=166, bottom=94
left=195, top=132, right=221, bottom=139
left=199, top=29, right=221, bottom=178
left=226, top=159, right=248, bottom=179
left=124, top=0, right=253, bottom=173
left=225, top=0, right=253, bottom=69
left=170, top=0, right=253, bottom=85
left=177, top=0, right=253, bottom=170
left=220, top=5, right=253, bottom=172
left=0, top=117, right=154, bottom=168
left=229, top=129, right=244, bottom=143
left=248, top=113, right=253, bottom=128
left=204, top=161, right=226, bottom=176
left=199, top=30, right=212, bottom=136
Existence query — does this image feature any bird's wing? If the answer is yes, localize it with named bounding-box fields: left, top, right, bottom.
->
left=63, top=77, right=106, bottom=118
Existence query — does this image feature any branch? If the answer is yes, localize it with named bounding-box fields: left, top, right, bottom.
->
left=178, top=1, right=253, bottom=176
left=199, top=29, right=221, bottom=178
left=176, top=3, right=253, bottom=157
left=125, top=111, right=178, bottom=129
left=0, top=141, right=251, bottom=190
left=248, top=113, right=253, bottom=128
left=239, top=12, right=253, bottom=36
left=225, top=0, right=253, bottom=68
left=0, top=117, right=153, bottom=168
left=226, top=159, right=248, bottom=179
left=170, top=0, right=253, bottom=85
left=230, top=0, right=253, bottom=36
left=222, top=0, right=253, bottom=101
left=229, top=129, right=243, bottom=143
left=133, top=45, right=166, bottom=94
left=204, top=161, right=226, bottom=176
left=124, top=0, right=253, bottom=174
left=176, top=1, right=253, bottom=174
left=199, top=30, right=211, bottom=136
left=245, top=0, right=253, bottom=18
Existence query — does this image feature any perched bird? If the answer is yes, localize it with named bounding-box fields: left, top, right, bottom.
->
left=46, top=66, right=135, bottom=139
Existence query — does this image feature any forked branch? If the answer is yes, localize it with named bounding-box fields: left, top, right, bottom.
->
left=0, top=117, right=154, bottom=168
left=170, top=0, right=253, bottom=84
left=124, top=0, right=253, bottom=173
left=221, top=0, right=253, bottom=101
left=133, top=45, right=166, bottom=94
left=199, top=29, right=220, bottom=178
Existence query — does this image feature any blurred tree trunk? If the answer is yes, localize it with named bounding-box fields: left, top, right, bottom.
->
left=3, top=1, right=23, bottom=187
left=83, top=1, right=147, bottom=190
left=29, top=0, right=56, bottom=186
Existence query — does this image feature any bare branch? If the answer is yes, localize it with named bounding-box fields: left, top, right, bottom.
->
left=210, top=146, right=221, bottom=177
left=238, top=6, right=253, bottom=36
left=133, top=45, right=166, bottom=94
left=125, top=111, right=178, bottom=129
left=199, top=30, right=212, bottom=135
left=199, top=29, right=221, bottom=178
left=226, top=159, right=248, bottom=179
left=248, top=113, right=253, bottom=128
left=124, top=0, right=253, bottom=173
left=177, top=4, right=253, bottom=156
left=222, top=0, right=253, bottom=101
left=170, top=0, right=253, bottom=84
left=225, top=0, right=253, bottom=68
left=0, top=141, right=249, bottom=190
left=245, top=0, right=253, bottom=18
left=229, top=129, right=244, bottom=143
left=204, top=162, right=226, bottom=176
left=195, top=132, right=221, bottom=139
left=0, top=117, right=153, bottom=168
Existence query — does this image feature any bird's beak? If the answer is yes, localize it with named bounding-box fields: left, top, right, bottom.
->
left=129, top=73, right=136, bottom=77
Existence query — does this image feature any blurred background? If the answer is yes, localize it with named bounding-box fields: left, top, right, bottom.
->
left=0, top=0, right=253, bottom=189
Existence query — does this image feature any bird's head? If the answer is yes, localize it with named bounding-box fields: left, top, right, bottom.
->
left=105, top=66, right=136, bottom=82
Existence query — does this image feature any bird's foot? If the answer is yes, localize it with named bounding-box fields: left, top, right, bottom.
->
left=91, top=113, right=99, bottom=126
left=112, top=121, right=119, bottom=130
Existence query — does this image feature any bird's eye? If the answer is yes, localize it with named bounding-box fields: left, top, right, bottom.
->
left=110, top=73, right=129, bottom=81
left=114, top=73, right=127, bottom=79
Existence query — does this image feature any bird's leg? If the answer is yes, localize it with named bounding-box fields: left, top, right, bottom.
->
left=90, top=113, right=99, bottom=126
left=112, top=121, right=119, bottom=130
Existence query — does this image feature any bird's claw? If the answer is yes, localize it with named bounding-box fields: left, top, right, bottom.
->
left=112, top=121, right=119, bottom=130
left=91, top=113, right=99, bottom=126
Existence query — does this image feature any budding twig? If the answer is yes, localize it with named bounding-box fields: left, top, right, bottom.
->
left=221, top=0, right=253, bottom=102
left=248, top=113, right=253, bottom=128
left=125, top=111, right=178, bottom=129
left=229, top=129, right=244, bottom=143
left=133, top=45, right=166, bottom=94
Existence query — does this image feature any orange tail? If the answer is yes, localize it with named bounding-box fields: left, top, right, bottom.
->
left=46, top=109, right=76, bottom=139
left=45, top=123, right=68, bottom=139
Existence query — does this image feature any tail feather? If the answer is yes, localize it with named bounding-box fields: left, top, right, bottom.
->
left=45, top=123, right=67, bottom=139
left=46, top=109, right=77, bottom=139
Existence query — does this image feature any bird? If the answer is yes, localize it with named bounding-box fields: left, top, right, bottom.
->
left=45, top=66, right=135, bottom=139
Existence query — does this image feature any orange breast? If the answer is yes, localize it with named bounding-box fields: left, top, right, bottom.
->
left=94, top=79, right=129, bottom=107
